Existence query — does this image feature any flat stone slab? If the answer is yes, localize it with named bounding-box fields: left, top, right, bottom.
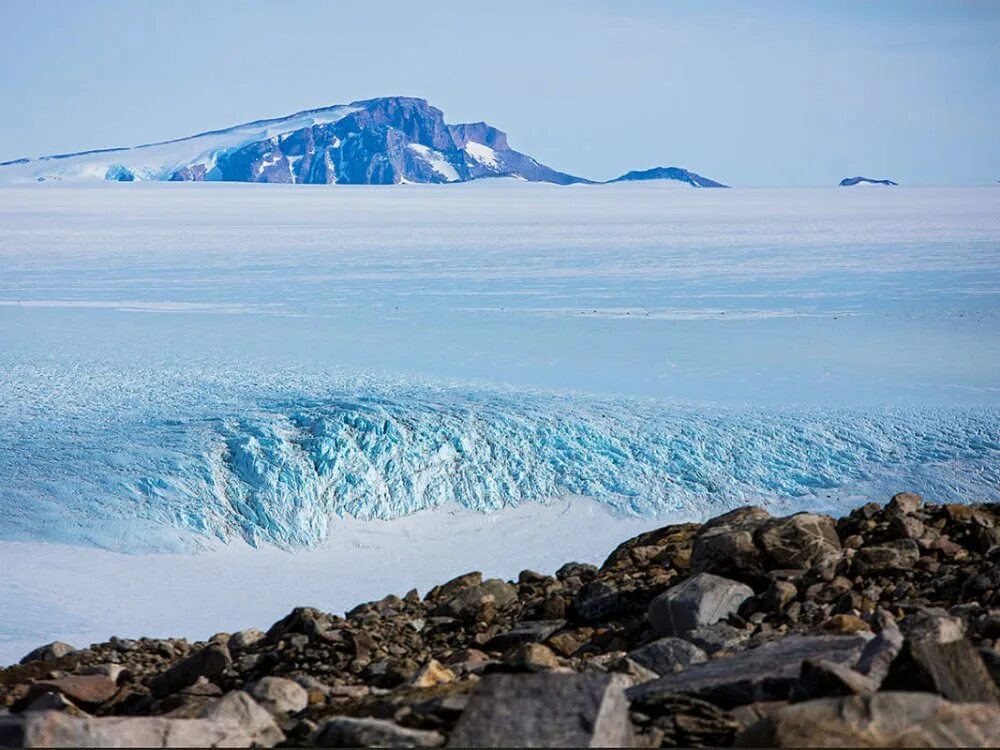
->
left=627, top=635, right=869, bottom=709
left=448, top=672, right=632, bottom=747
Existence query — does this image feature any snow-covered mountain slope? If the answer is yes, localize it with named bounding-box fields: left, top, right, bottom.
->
left=607, top=166, right=727, bottom=187
left=0, top=97, right=587, bottom=185
left=840, top=176, right=898, bottom=186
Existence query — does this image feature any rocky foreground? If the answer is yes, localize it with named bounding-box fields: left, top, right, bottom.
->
left=3, top=493, right=1000, bottom=747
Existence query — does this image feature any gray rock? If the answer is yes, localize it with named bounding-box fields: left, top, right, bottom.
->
left=685, top=622, right=752, bottom=655
left=483, top=620, right=566, bottom=652
left=755, top=513, right=841, bottom=570
left=449, top=672, right=633, bottom=747
left=855, top=620, right=904, bottom=685
left=228, top=628, right=265, bottom=652
left=884, top=637, right=1000, bottom=703
left=199, top=691, right=284, bottom=747
left=19, top=642, right=75, bottom=665
left=648, top=573, right=754, bottom=638
left=572, top=581, right=621, bottom=622
left=852, top=539, right=920, bottom=575
left=0, top=710, right=258, bottom=747
left=312, top=716, right=443, bottom=747
left=792, top=659, right=878, bottom=700
left=150, top=642, right=232, bottom=698
left=629, top=637, right=707, bottom=676
left=734, top=692, right=1000, bottom=747
left=627, top=635, right=868, bottom=709
left=244, top=676, right=308, bottom=716
left=691, top=508, right=770, bottom=579
left=900, top=606, right=965, bottom=644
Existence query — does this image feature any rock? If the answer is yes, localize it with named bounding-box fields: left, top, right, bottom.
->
left=436, top=579, right=516, bottom=621
left=546, top=630, right=589, bottom=657
left=690, top=508, right=770, bottom=579
left=630, top=692, right=741, bottom=747
left=244, top=676, right=308, bottom=715
left=734, top=692, right=1000, bottom=747
left=26, top=676, right=119, bottom=709
left=853, top=539, right=920, bottom=575
left=571, top=581, right=621, bottom=622
left=408, top=659, right=456, bottom=688
left=884, top=637, right=1000, bottom=703
left=820, top=614, right=871, bottom=635
left=555, top=562, right=598, bottom=582
left=627, top=635, right=868, bottom=709
left=761, top=580, right=798, bottom=612
left=264, top=606, right=333, bottom=645
left=500, top=643, right=561, bottom=672
left=887, top=492, right=924, bottom=515
left=24, top=692, right=86, bottom=715
left=648, top=573, right=754, bottom=637
left=228, top=628, right=265, bottom=652
left=685, top=622, right=752, bottom=655
left=18, top=642, right=76, bottom=665
left=599, top=655, right=659, bottom=686
left=78, top=663, right=126, bottom=683
left=483, top=620, right=566, bottom=652
left=449, top=672, right=632, bottom=747
left=855, top=619, right=904, bottom=685
left=900, top=605, right=965, bottom=644
left=428, top=571, right=482, bottom=601
left=312, top=716, right=444, bottom=748
left=199, top=690, right=284, bottom=747
left=629, top=637, right=708, bottom=676
left=792, top=658, right=878, bottom=700
left=888, top=514, right=925, bottom=540
left=149, top=642, right=232, bottom=698
left=755, top=513, right=841, bottom=570
left=0, top=710, right=257, bottom=747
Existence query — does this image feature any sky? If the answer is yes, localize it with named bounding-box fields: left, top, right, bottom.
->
left=2, top=0, right=997, bottom=186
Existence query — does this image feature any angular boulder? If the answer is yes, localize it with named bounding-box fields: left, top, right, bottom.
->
left=149, top=642, right=232, bottom=698
left=734, top=692, right=1000, bottom=747
left=853, top=539, right=920, bottom=575
left=19, top=642, right=76, bottom=665
left=312, top=716, right=444, bottom=747
left=0, top=711, right=258, bottom=748
left=690, top=507, right=770, bottom=579
left=648, top=573, right=753, bottom=638
left=629, top=637, right=708, bottom=676
left=448, top=672, right=632, bottom=747
left=627, top=635, right=869, bottom=709
left=199, top=691, right=284, bottom=747
left=755, top=513, right=841, bottom=570
left=244, top=676, right=308, bottom=716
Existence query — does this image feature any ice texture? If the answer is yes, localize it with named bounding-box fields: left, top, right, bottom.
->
left=0, top=183, right=998, bottom=553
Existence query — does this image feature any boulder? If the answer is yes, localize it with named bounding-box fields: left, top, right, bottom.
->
left=0, top=710, right=258, bottom=748
left=855, top=619, right=904, bottom=685
left=483, top=620, right=566, bottom=651
left=228, top=628, right=265, bottom=652
left=449, top=672, right=632, bottom=747
left=500, top=643, right=561, bottom=672
left=791, top=659, right=878, bottom=700
left=685, top=622, right=752, bottom=655
left=884, top=637, right=1000, bottom=703
left=572, top=581, right=621, bottom=622
left=199, top=691, right=284, bottom=747
left=734, top=692, right=1000, bottom=747
left=755, top=513, right=841, bottom=570
left=690, top=507, right=770, bottom=579
left=149, top=642, right=232, bottom=698
left=853, top=539, right=920, bottom=575
left=648, top=573, right=754, bottom=638
left=629, top=637, right=707, bottom=676
left=26, top=676, right=118, bottom=709
left=244, top=676, right=308, bottom=715
left=627, top=635, right=868, bottom=709
left=887, top=492, right=924, bottom=515
left=408, top=659, right=456, bottom=688
left=19, top=642, right=76, bottom=665
left=312, top=716, right=444, bottom=748
left=426, top=571, right=482, bottom=601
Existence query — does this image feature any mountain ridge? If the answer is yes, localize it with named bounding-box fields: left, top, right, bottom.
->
left=0, top=97, right=722, bottom=188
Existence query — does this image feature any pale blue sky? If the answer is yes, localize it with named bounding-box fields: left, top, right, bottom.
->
left=2, top=0, right=997, bottom=185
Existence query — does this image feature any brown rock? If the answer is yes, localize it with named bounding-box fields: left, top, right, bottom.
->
left=501, top=643, right=561, bottom=672
left=408, top=659, right=456, bottom=689
left=756, top=513, right=841, bottom=571
left=149, top=643, right=231, bottom=698
left=27, top=676, right=118, bottom=709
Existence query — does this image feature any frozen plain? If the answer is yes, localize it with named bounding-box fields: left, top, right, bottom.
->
left=0, top=182, right=998, bottom=663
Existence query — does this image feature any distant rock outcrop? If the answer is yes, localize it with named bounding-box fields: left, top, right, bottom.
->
left=839, top=176, right=898, bottom=186
left=607, top=166, right=728, bottom=187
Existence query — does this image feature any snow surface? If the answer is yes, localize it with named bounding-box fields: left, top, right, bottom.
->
left=464, top=141, right=500, bottom=168
left=408, top=143, right=460, bottom=182
left=0, top=182, right=998, bottom=655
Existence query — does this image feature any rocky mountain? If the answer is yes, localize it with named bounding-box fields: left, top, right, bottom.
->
left=608, top=166, right=728, bottom=188
left=0, top=97, right=588, bottom=186
left=4, top=492, right=1000, bottom=747
left=839, top=176, right=898, bottom=186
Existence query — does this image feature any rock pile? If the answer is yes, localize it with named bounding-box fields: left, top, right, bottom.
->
left=3, top=493, right=1000, bottom=747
